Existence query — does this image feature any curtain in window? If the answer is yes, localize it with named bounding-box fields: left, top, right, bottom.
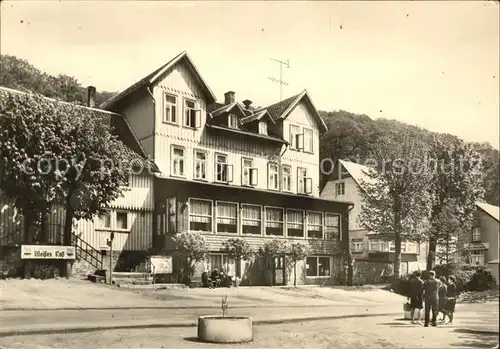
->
left=266, top=208, right=283, bottom=226
left=287, top=210, right=303, bottom=229
left=242, top=205, right=260, bottom=225
left=217, top=202, right=237, bottom=224
left=190, top=200, right=211, bottom=222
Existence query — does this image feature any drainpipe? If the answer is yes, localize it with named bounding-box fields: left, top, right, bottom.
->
left=345, top=203, right=354, bottom=286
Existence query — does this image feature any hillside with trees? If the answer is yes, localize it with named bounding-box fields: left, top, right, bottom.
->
left=1, top=54, right=498, bottom=206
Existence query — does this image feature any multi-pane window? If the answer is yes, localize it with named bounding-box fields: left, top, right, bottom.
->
left=228, top=114, right=239, bottom=129
left=303, top=128, right=313, bottom=153
left=281, top=165, right=291, bottom=192
left=242, top=158, right=258, bottom=186
left=471, top=250, right=484, bottom=265
left=116, top=211, right=128, bottom=230
left=216, top=201, right=238, bottom=234
left=297, top=168, right=307, bottom=194
left=287, top=209, right=304, bottom=238
left=306, top=256, right=331, bottom=277
left=268, top=163, right=279, bottom=190
left=325, top=213, right=340, bottom=240
left=307, top=211, right=323, bottom=239
left=472, top=227, right=481, bottom=242
left=163, top=94, right=177, bottom=123
left=289, top=125, right=300, bottom=150
left=335, top=182, right=345, bottom=196
left=369, top=240, right=387, bottom=252
left=184, top=99, right=198, bottom=128
left=194, top=150, right=207, bottom=180
left=265, top=207, right=284, bottom=236
left=206, top=254, right=236, bottom=275
left=189, top=199, right=212, bottom=232
left=171, top=146, right=185, bottom=177
left=166, top=197, right=176, bottom=233
left=351, top=239, right=364, bottom=252
left=215, top=154, right=233, bottom=182
left=241, top=204, right=262, bottom=235
left=259, top=121, right=268, bottom=135
left=98, top=210, right=112, bottom=229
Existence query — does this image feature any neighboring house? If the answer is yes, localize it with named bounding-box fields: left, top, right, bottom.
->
left=320, top=159, right=428, bottom=275
left=465, top=202, right=499, bottom=285
left=0, top=86, right=159, bottom=275
left=100, top=50, right=353, bottom=286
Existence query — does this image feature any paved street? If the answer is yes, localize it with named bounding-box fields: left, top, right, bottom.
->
left=0, top=279, right=498, bottom=348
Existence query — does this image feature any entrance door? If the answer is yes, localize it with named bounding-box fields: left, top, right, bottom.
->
left=273, top=256, right=285, bottom=285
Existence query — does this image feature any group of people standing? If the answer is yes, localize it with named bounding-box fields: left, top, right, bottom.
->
left=408, top=270, right=458, bottom=327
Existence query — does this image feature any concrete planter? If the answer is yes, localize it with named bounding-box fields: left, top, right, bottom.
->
left=197, top=315, right=253, bottom=343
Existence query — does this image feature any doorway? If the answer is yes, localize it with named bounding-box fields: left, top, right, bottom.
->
left=272, top=256, right=285, bottom=286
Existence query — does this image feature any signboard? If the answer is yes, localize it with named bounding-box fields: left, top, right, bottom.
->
left=21, top=245, right=76, bottom=260
left=149, top=255, right=172, bottom=274
left=463, top=242, right=490, bottom=251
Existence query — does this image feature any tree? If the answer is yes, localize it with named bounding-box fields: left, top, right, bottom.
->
left=358, top=131, right=433, bottom=278
left=258, top=239, right=288, bottom=285
left=426, top=136, right=485, bottom=269
left=223, top=238, right=254, bottom=278
left=0, top=88, right=139, bottom=276
left=286, top=242, right=311, bottom=287
left=0, top=54, right=116, bottom=106
left=173, top=231, right=207, bottom=285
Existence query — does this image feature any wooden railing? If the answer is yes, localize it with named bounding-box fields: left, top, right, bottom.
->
left=71, top=232, right=103, bottom=271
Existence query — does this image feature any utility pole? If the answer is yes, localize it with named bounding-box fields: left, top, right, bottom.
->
left=268, top=58, right=290, bottom=101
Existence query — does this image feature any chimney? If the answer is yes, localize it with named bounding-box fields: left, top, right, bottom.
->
left=242, top=99, right=253, bottom=110
left=224, top=91, right=235, bottom=105
left=87, top=86, right=96, bottom=108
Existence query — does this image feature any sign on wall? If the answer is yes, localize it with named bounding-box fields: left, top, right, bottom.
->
left=149, top=255, right=173, bottom=274
left=21, top=245, right=76, bottom=260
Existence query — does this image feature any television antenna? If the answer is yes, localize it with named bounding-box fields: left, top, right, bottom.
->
left=268, top=58, right=290, bottom=101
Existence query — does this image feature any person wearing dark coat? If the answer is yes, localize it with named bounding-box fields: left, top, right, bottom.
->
left=438, top=276, right=449, bottom=323
left=444, top=275, right=458, bottom=324
left=423, top=270, right=442, bottom=327
left=407, top=271, right=424, bottom=324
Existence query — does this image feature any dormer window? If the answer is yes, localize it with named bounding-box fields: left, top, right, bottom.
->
left=228, top=113, right=238, bottom=129
left=258, top=121, right=268, bottom=135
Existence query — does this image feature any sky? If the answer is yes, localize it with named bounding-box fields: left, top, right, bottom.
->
left=1, top=1, right=499, bottom=148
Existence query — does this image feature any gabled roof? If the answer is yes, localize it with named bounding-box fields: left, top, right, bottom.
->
left=476, top=201, right=500, bottom=222
left=253, top=90, right=328, bottom=133
left=208, top=101, right=247, bottom=118
left=0, top=86, right=159, bottom=173
left=240, top=109, right=275, bottom=125
left=339, top=160, right=377, bottom=191
left=101, top=51, right=217, bottom=110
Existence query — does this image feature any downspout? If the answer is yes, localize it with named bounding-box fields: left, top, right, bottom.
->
left=345, top=203, right=355, bottom=286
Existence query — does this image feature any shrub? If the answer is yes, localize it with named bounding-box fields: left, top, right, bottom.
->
left=467, top=267, right=497, bottom=291
left=390, top=275, right=413, bottom=297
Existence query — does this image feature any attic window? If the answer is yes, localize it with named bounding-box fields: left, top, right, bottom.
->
left=259, top=121, right=268, bottom=135
left=228, top=114, right=238, bottom=129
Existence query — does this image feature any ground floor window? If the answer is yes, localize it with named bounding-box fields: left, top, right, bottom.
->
left=205, top=253, right=236, bottom=276
left=97, top=209, right=130, bottom=231
left=265, top=207, right=284, bottom=236
left=469, top=250, right=485, bottom=265
left=287, top=209, right=304, bottom=237
left=241, top=204, right=262, bottom=235
left=324, top=213, right=340, bottom=240
left=306, top=256, right=331, bottom=277
left=189, top=198, right=212, bottom=232
left=216, top=201, right=238, bottom=234
left=307, top=211, right=323, bottom=239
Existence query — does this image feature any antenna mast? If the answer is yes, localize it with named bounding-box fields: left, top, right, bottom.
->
left=268, top=58, right=290, bottom=101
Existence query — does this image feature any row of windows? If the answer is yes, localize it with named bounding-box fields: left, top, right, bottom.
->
left=98, top=210, right=130, bottom=231
left=171, top=145, right=314, bottom=194
left=351, top=239, right=418, bottom=253
left=183, top=198, right=340, bottom=239
left=205, top=253, right=331, bottom=278
left=163, top=93, right=201, bottom=129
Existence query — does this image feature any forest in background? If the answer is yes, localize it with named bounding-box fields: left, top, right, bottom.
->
left=1, top=54, right=498, bottom=206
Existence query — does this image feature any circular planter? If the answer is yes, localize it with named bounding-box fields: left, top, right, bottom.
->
left=197, top=315, right=253, bottom=343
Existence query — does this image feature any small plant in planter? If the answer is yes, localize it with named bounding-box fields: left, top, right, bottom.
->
left=197, top=295, right=253, bottom=344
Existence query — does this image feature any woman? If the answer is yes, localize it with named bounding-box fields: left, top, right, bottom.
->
left=444, top=275, right=458, bottom=324
left=438, top=276, right=449, bottom=323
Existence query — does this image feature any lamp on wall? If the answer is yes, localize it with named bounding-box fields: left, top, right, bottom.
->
left=181, top=201, right=190, bottom=211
